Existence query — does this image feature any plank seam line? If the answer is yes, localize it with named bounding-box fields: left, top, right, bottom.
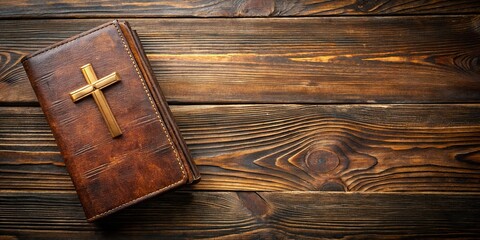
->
left=2, top=13, right=480, bottom=20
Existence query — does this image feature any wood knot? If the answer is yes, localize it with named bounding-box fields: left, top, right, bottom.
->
left=354, top=0, right=376, bottom=13
left=236, top=0, right=274, bottom=16
left=319, top=181, right=346, bottom=192
left=305, top=148, right=340, bottom=174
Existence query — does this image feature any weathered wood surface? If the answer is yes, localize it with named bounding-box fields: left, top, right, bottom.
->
left=2, top=17, right=480, bottom=104
left=2, top=104, right=479, bottom=192
left=1, top=0, right=480, bottom=18
left=1, top=191, right=480, bottom=239
left=2, top=1, right=480, bottom=238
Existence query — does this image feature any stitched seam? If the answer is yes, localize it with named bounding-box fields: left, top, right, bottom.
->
left=112, top=22, right=185, bottom=176
left=87, top=179, right=183, bottom=221
left=84, top=23, right=187, bottom=220
left=22, top=23, right=113, bottom=62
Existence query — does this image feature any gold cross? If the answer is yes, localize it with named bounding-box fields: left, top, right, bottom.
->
left=69, top=63, right=122, bottom=138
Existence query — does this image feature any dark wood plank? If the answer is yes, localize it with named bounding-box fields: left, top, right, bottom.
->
left=1, top=0, right=480, bottom=18
left=2, top=17, right=480, bottom=104
left=1, top=104, right=479, bottom=192
left=1, top=191, right=479, bottom=239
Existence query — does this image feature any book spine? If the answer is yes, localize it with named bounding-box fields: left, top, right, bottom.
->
left=118, top=21, right=201, bottom=183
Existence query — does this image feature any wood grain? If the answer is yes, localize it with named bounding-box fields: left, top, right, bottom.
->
left=1, top=0, right=479, bottom=238
left=1, top=191, right=479, bottom=239
left=2, top=17, right=480, bottom=104
left=1, top=0, right=480, bottom=18
left=1, top=104, right=479, bottom=192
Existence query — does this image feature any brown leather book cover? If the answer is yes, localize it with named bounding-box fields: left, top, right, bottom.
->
left=21, top=20, right=200, bottom=221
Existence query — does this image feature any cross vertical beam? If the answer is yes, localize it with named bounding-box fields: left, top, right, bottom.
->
left=69, top=63, right=122, bottom=138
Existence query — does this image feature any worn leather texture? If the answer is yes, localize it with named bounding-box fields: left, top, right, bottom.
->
left=21, top=20, right=200, bottom=221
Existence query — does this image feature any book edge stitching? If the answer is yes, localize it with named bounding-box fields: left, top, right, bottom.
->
left=90, top=21, right=188, bottom=220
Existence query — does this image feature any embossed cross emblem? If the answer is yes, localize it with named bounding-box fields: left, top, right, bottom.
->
left=69, top=63, right=122, bottom=138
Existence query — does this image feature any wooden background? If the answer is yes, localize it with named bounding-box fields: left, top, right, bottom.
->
left=1, top=0, right=480, bottom=239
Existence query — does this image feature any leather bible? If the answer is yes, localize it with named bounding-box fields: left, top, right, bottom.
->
left=21, top=20, right=200, bottom=221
